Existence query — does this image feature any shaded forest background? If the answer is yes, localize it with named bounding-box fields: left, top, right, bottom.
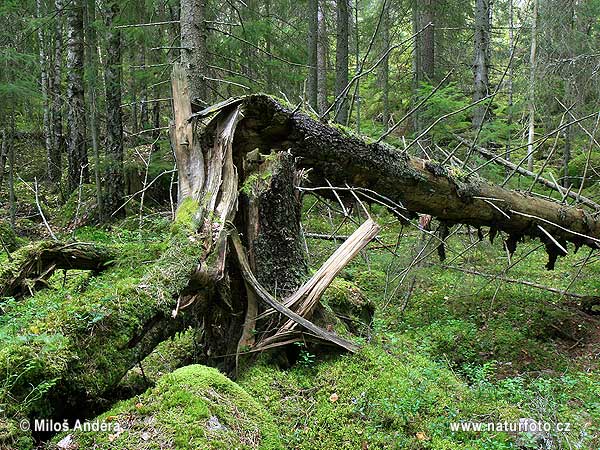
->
left=1, top=0, right=600, bottom=220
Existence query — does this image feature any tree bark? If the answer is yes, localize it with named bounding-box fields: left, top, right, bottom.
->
left=418, top=0, right=435, bottom=82
left=0, top=242, right=116, bottom=298
left=66, top=0, right=89, bottom=193
left=0, top=129, right=6, bottom=187
left=37, top=0, right=54, bottom=183
left=180, top=0, right=208, bottom=106
left=527, top=0, right=538, bottom=172
left=51, top=0, right=65, bottom=184
left=380, top=0, right=390, bottom=132
left=317, top=0, right=328, bottom=116
left=85, top=0, right=103, bottom=219
left=455, top=135, right=600, bottom=210
left=334, top=0, right=349, bottom=124
left=506, top=0, right=514, bottom=171
left=231, top=95, right=600, bottom=259
left=8, top=120, right=16, bottom=228
left=472, top=0, right=491, bottom=129
left=307, top=0, right=318, bottom=109
left=102, top=0, right=124, bottom=220
left=412, top=0, right=435, bottom=133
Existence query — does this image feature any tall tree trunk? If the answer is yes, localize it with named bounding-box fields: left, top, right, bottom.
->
left=380, top=0, right=390, bottom=132
left=265, top=0, right=274, bottom=93
left=561, top=0, right=575, bottom=189
left=180, top=0, right=208, bottom=106
left=307, top=0, right=318, bottom=109
left=51, top=0, right=65, bottom=185
left=419, top=0, right=435, bottom=82
left=0, top=130, right=6, bottom=188
left=334, top=0, right=349, bottom=124
left=563, top=111, right=572, bottom=188
left=506, top=0, right=513, bottom=171
left=152, top=86, right=161, bottom=153
left=317, top=0, right=328, bottom=116
left=66, top=0, right=89, bottom=193
left=102, top=0, right=124, bottom=220
left=354, top=0, right=361, bottom=132
left=412, top=0, right=435, bottom=133
left=8, top=117, right=16, bottom=229
left=85, top=0, right=103, bottom=218
left=472, top=0, right=491, bottom=129
left=526, top=0, right=538, bottom=172
left=37, top=0, right=54, bottom=183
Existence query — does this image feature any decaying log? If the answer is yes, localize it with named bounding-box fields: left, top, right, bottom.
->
left=455, top=135, right=600, bottom=211
left=0, top=241, right=116, bottom=298
left=200, top=95, right=599, bottom=266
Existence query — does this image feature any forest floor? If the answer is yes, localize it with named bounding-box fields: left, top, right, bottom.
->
left=1, top=180, right=600, bottom=449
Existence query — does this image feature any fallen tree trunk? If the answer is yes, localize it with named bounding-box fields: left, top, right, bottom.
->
left=219, top=95, right=600, bottom=268
left=454, top=135, right=600, bottom=211
left=0, top=241, right=116, bottom=298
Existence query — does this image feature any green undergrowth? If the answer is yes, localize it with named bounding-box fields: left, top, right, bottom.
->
left=0, top=218, right=209, bottom=449
left=47, top=365, right=282, bottom=450
left=240, top=341, right=599, bottom=449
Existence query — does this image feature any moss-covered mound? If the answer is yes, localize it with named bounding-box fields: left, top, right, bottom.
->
left=47, top=365, right=282, bottom=450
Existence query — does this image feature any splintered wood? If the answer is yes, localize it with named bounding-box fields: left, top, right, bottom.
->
left=233, top=219, right=381, bottom=353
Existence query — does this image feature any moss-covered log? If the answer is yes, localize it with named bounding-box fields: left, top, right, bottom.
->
left=0, top=242, right=116, bottom=298
left=224, top=95, right=600, bottom=265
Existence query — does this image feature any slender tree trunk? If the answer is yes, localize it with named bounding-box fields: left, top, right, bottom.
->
left=526, top=0, right=538, bottom=172
left=102, top=0, right=124, bottom=220
left=8, top=118, right=16, bottom=228
left=334, top=0, right=349, bottom=124
left=51, top=0, right=65, bottom=185
left=180, top=0, right=208, bottom=106
left=66, top=0, right=89, bottom=193
left=37, top=0, right=55, bottom=184
left=563, top=111, right=572, bottom=188
left=411, top=0, right=421, bottom=133
left=317, top=0, right=328, bottom=116
left=139, top=47, right=149, bottom=130
left=85, top=0, right=103, bottom=218
left=420, top=0, right=435, bottom=81
left=472, top=0, right=491, bottom=129
left=506, top=0, right=513, bottom=171
left=265, top=0, right=273, bottom=92
left=354, top=0, right=360, bottom=132
left=380, top=0, right=390, bottom=132
left=412, top=0, right=435, bottom=133
left=152, top=86, right=161, bottom=153
left=0, top=130, right=6, bottom=188
left=562, top=0, right=575, bottom=188
left=307, top=0, right=318, bottom=109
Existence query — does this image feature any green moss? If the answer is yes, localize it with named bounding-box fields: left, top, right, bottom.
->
left=49, top=365, right=282, bottom=450
left=319, top=278, right=374, bottom=336
left=52, top=184, right=100, bottom=227
left=240, top=344, right=523, bottom=449
left=171, top=198, right=200, bottom=235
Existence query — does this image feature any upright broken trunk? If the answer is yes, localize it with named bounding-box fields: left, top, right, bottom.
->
left=169, top=66, right=353, bottom=369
